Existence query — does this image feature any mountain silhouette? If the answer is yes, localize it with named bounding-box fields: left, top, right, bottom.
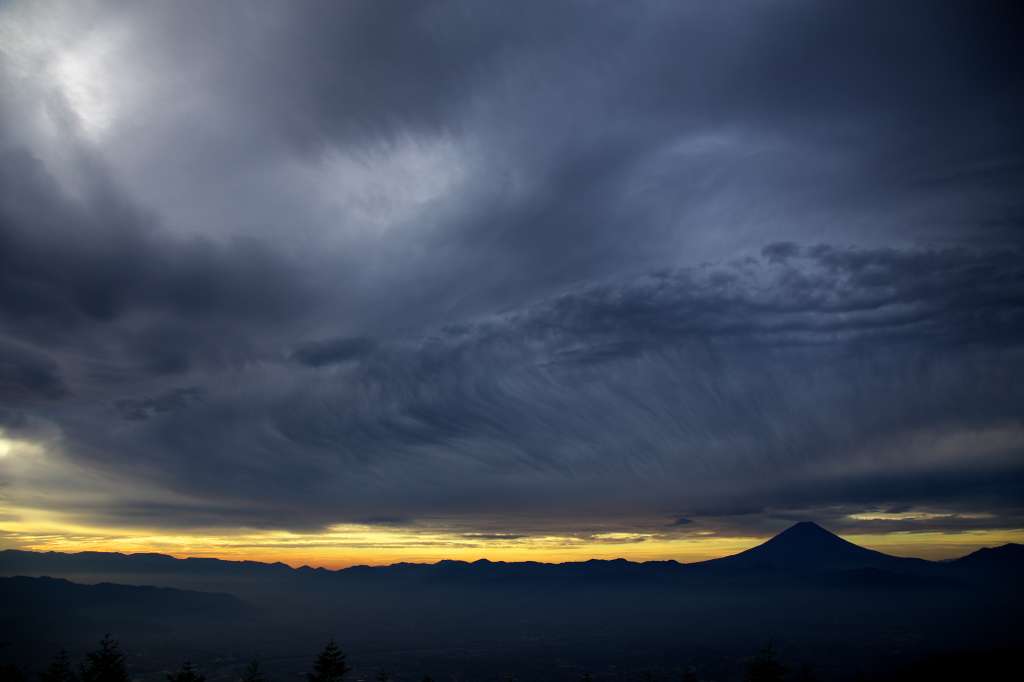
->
left=699, top=521, right=898, bottom=569
left=9, top=531, right=1022, bottom=590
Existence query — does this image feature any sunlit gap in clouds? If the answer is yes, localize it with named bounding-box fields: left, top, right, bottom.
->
left=47, top=25, right=132, bottom=140
left=0, top=0, right=137, bottom=142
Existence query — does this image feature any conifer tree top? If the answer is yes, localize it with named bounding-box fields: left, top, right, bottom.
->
left=306, top=641, right=351, bottom=682
left=78, top=635, right=130, bottom=682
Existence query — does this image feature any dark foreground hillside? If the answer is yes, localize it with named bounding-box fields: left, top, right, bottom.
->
left=2, top=570, right=1020, bottom=682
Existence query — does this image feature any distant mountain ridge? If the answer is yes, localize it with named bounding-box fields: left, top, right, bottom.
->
left=2, top=523, right=1021, bottom=592
left=697, top=521, right=898, bottom=569
left=0, top=574, right=246, bottom=642
left=0, top=575, right=243, bottom=614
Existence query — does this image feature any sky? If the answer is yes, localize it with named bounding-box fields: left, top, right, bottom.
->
left=0, top=0, right=1022, bottom=567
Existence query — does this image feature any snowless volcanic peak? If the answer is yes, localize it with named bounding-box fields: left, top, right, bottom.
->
left=701, top=522, right=898, bottom=569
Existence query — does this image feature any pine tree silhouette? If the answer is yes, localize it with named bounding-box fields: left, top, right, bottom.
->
left=306, top=641, right=351, bottom=682
left=581, top=670, right=593, bottom=682
left=680, top=665, right=698, bottom=682
left=793, top=665, right=818, bottom=682
left=1, top=642, right=29, bottom=682
left=374, top=670, right=388, bottom=682
left=78, top=635, right=129, bottom=682
left=166, top=661, right=206, bottom=682
left=744, top=639, right=789, bottom=682
left=240, top=662, right=267, bottom=682
left=0, top=662, right=28, bottom=682
left=39, top=650, right=76, bottom=682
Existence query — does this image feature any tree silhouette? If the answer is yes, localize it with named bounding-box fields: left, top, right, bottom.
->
left=643, top=669, right=656, bottom=682
left=1, top=642, right=29, bottom=682
left=1, top=663, right=28, bottom=682
left=374, top=670, right=388, bottom=682
left=78, top=635, right=129, bottom=682
left=241, top=662, right=268, bottom=682
left=793, top=665, right=818, bottom=682
left=166, top=661, right=206, bottom=682
left=744, top=639, right=789, bottom=682
left=306, top=641, right=350, bottom=682
left=581, top=670, right=593, bottom=682
left=39, top=650, right=76, bottom=682
left=680, top=666, right=698, bottom=682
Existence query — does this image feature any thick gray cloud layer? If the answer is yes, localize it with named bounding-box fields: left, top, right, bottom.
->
left=0, top=0, right=1021, bottom=538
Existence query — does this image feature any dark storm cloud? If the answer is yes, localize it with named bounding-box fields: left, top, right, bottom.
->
left=0, top=341, right=67, bottom=406
left=526, top=244, right=1024, bottom=350
left=98, top=0, right=1024, bottom=311
left=0, top=0, right=1022, bottom=538
left=237, top=0, right=1024, bottom=158
left=292, top=337, right=377, bottom=368
left=114, top=387, right=205, bottom=422
left=47, top=244, right=1023, bottom=532
left=0, top=145, right=311, bottom=379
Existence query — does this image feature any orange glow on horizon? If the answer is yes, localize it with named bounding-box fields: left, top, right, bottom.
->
left=2, top=522, right=1022, bottom=569
left=3, top=490, right=1021, bottom=568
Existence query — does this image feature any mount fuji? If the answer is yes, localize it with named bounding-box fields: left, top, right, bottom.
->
left=699, top=521, right=899, bottom=569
